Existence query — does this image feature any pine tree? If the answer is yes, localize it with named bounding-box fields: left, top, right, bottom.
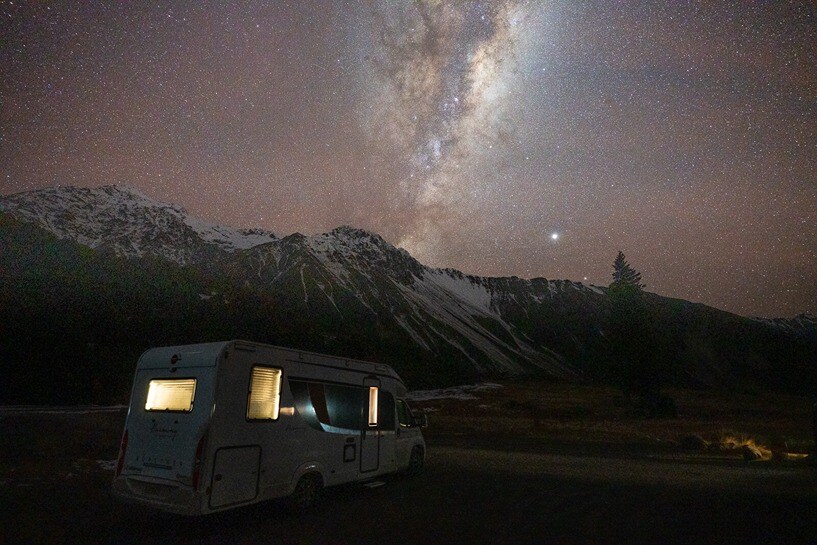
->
left=605, top=250, right=675, bottom=415
left=611, top=251, right=645, bottom=290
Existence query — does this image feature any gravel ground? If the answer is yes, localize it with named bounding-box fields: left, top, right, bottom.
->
left=3, top=442, right=817, bottom=544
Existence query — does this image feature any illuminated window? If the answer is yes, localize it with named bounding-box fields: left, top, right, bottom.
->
left=368, top=386, right=379, bottom=427
left=247, top=367, right=282, bottom=420
left=145, top=379, right=196, bottom=412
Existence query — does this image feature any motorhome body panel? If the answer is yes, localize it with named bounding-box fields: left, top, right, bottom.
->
left=113, top=341, right=425, bottom=515
left=113, top=343, right=227, bottom=514
left=208, top=346, right=403, bottom=498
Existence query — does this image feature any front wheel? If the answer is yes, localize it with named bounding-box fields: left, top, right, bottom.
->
left=406, top=447, right=424, bottom=476
left=289, top=473, right=322, bottom=513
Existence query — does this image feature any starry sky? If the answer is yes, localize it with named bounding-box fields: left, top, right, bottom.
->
left=1, top=1, right=815, bottom=318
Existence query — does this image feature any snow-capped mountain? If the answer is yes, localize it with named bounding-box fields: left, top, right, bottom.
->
left=1, top=184, right=815, bottom=400
left=0, top=185, right=276, bottom=264
left=0, top=184, right=607, bottom=378
left=226, top=226, right=594, bottom=375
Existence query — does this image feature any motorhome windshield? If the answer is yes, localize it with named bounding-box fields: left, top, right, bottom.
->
left=397, top=398, right=413, bottom=427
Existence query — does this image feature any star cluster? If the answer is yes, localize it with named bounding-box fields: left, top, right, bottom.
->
left=1, top=1, right=815, bottom=317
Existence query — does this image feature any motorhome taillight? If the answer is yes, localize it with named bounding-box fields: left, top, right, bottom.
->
left=192, top=434, right=207, bottom=490
left=115, top=429, right=128, bottom=478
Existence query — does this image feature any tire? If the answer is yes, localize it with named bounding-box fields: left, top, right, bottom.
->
left=406, top=447, right=424, bottom=476
left=289, top=473, right=322, bottom=513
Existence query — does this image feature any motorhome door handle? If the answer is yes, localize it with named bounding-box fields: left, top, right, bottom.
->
left=214, top=474, right=223, bottom=481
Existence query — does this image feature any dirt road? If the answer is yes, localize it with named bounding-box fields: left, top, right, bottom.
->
left=4, top=442, right=817, bottom=544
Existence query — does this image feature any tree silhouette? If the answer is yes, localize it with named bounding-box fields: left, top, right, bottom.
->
left=611, top=251, right=645, bottom=289
left=606, top=252, right=674, bottom=416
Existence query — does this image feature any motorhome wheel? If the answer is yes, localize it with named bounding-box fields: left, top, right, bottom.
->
left=407, top=447, right=424, bottom=476
left=290, top=473, right=322, bottom=512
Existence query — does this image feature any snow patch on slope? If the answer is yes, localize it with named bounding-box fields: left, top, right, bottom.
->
left=751, top=313, right=817, bottom=335
left=406, top=383, right=503, bottom=401
left=184, top=216, right=276, bottom=251
left=424, top=269, right=493, bottom=312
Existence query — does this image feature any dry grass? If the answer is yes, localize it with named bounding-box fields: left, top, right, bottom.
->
left=716, top=434, right=772, bottom=460
left=414, top=381, right=815, bottom=460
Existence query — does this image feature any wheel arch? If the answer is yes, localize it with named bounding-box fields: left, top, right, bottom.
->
left=289, top=461, right=325, bottom=494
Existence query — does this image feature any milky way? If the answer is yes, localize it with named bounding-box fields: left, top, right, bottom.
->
left=1, top=1, right=815, bottom=317
left=360, top=1, right=526, bottom=261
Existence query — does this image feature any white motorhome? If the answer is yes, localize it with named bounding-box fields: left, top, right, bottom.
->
left=112, top=340, right=426, bottom=515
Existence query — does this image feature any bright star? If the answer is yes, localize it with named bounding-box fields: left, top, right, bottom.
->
left=550, top=233, right=559, bottom=241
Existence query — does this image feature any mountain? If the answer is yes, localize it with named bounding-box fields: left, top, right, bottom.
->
left=1, top=185, right=815, bottom=404
left=223, top=226, right=590, bottom=376
left=0, top=186, right=600, bottom=377
left=752, top=313, right=817, bottom=340
left=0, top=185, right=276, bottom=264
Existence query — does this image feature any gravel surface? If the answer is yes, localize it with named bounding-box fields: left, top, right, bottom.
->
left=3, top=444, right=817, bottom=544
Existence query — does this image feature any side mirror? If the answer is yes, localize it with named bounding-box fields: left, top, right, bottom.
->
left=412, top=414, right=428, bottom=428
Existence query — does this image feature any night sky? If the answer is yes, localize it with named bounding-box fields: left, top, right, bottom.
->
left=1, top=1, right=815, bottom=318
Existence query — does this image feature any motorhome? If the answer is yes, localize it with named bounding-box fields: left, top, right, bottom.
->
left=112, top=340, right=426, bottom=515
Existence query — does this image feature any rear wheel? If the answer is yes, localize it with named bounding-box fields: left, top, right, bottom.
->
left=289, top=473, right=322, bottom=513
left=406, top=447, right=424, bottom=476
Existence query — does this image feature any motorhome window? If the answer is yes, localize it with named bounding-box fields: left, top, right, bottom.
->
left=324, top=384, right=363, bottom=431
left=368, top=387, right=379, bottom=427
left=145, top=379, right=196, bottom=412
left=379, top=391, right=396, bottom=431
left=290, top=380, right=322, bottom=430
left=290, top=380, right=366, bottom=433
left=247, top=367, right=282, bottom=420
left=397, top=399, right=412, bottom=427
left=308, top=382, right=330, bottom=424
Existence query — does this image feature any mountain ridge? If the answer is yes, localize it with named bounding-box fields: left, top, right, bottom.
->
left=0, top=184, right=610, bottom=292
left=0, top=185, right=278, bottom=264
left=1, top=185, right=815, bottom=403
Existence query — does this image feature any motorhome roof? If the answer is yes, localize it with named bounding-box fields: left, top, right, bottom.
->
left=136, top=340, right=403, bottom=381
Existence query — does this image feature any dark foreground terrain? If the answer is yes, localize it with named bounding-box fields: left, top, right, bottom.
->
left=2, top=384, right=817, bottom=544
